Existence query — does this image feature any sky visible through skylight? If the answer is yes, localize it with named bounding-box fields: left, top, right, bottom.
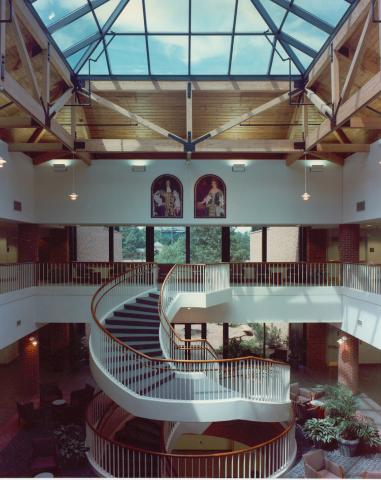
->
left=31, top=0, right=354, bottom=78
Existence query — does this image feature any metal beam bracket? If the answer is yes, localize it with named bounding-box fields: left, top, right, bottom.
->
left=0, top=0, right=12, bottom=23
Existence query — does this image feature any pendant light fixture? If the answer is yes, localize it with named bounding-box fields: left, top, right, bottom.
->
left=0, top=157, right=7, bottom=168
left=68, top=157, right=79, bottom=201
left=301, top=152, right=311, bottom=202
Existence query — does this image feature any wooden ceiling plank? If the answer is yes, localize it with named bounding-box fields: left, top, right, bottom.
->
left=350, top=116, right=381, bottom=129
left=317, top=143, right=370, bottom=152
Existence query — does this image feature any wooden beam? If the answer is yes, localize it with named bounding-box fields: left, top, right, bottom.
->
left=91, top=80, right=294, bottom=93
left=331, top=47, right=340, bottom=113
left=309, top=151, right=345, bottom=166
left=305, top=88, right=333, bottom=119
left=186, top=82, right=192, bottom=142
left=13, top=0, right=72, bottom=87
left=194, top=90, right=301, bottom=143
left=306, top=70, right=381, bottom=149
left=0, top=0, right=6, bottom=85
left=333, top=129, right=351, bottom=144
left=76, top=151, right=92, bottom=166
left=89, top=91, right=185, bottom=144
left=3, top=70, right=73, bottom=149
left=8, top=143, right=63, bottom=152
left=10, top=12, right=41, bottom=101
left=285, top=152, right=304, bottom=166
left=340, top=6, right=373, bottom=102
left=49, top=88, right=74, bottom=118
left=317, top=143, right=370, bottom=153
left=350, top=116, right=381, bottom=129
left=33, top=151, right=71, bottom=166
left=307, top=0, right=372, bottom=87
left=27, top=127, right=45, bottom=143
left=41, top=47, right=50, bottom=112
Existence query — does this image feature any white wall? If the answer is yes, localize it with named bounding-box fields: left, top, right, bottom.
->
left=343, top=142, right=381, bottom=224
left=0, top=141, right=35, bottom=223
left=34, top=159, right=342, bottom=225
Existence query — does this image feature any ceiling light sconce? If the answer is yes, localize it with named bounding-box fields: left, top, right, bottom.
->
left=232, top=163, right=246, bottom=173
left=131, top=165, right=146, bottom=173
left=0, top=157, right=7, bottom=168
left=301, top=153, right=311, bottom=202
left=337, top=335, right=347, bottom=345
left=68, top=157, right=79, bottom=201
left=52, top=163, right=68, bottom=172
left=29, top=336, right=38, bottom=347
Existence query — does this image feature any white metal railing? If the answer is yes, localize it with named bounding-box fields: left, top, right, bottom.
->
left=90, top=263, right=290, bottom=404
left=86, top=391, right=297, bottom=478
left=0, top=262, right=140, bottom=294
left=343, top=263, right=381, bottom=295
left=230, top=262, right=343, bottom=287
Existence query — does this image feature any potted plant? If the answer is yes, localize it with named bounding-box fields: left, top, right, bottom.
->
left=303, top=417, right=338, bottom=451
left=54, top=423, right=89, bottom=466
left=322, top=384, right=381, bottom=457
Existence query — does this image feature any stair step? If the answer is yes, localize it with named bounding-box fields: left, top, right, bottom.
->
left=114, top=310, right=159, bottom=320
left=149, top=292, right=160, bottom=299
left=105, top=318, right=159, bottom=328
left=113, top=335, right=160, bottom=343
left=124, top=304, right=159, bottom=314
left=107, top=326, right=159, bottom=335
left=136, top=297, right=158, bottom=306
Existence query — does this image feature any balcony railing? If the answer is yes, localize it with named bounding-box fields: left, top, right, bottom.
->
left=86, top=391, right=297, bottom=478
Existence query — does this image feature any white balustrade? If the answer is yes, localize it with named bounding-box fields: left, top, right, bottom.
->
left=86, top=392, right=297, bottom=478
left=343, top=263, right=381, bottom=295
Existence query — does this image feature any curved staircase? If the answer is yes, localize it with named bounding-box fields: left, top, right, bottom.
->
left=88, top=263, right=296, bottom=476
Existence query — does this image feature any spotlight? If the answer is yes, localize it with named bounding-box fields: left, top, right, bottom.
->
left=29, top=336, right=38, bottom=347
left=301, top=192, right=311, bottom=201
left=68, top=192, right=79, bottom=201
left=337, top=335, right=347, bottom=345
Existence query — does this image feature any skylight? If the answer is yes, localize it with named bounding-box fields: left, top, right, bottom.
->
left=30, top=0, right=356, bottom=79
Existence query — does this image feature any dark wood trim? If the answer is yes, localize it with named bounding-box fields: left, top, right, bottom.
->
left=146, top=226, right=154, bottom=262
left=262, top=227, right=267, bottom=262
left=221, top=226, right=230, bottom=262
left=108, top=227, right=114, bottom=262
left=201, top=323, right=207, bottom=340
left=299, top=226, right=308, bottom=262
left=223, top=323, right=229, bottom=359
left=185, top=226, right=190, bottom=263
left=68, top=226, right=77, bottom=262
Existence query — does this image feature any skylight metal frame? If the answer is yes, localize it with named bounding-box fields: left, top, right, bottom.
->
left=27, top=0, right=359, bottom=80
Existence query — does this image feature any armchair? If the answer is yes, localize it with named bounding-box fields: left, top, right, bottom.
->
left=303, top=449, right=344, bottom=478
left=39, top=383, right=63, bottom=407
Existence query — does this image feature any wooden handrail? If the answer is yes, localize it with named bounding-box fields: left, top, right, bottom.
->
left=90, top=262, right=288, bottom=366
left=86, top=391, right=296, bottom=460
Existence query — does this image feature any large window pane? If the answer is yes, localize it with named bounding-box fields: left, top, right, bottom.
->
left=230, top=227, right=251, bottom=262
left=154, top=227, right=185, bottom=263
left=190, top=226, right=221, bottom=263
left=118, top=226, right=146, bottom=261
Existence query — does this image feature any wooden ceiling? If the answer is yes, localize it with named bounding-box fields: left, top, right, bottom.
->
left=0, top=0, right=380, bottom=166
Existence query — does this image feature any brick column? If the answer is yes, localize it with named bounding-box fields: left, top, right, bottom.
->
left=20, top=333, right=40, bottom=399
left=306, top=228, right=327, bottom=262
left=18, top=224, right=40, bottom=262
left=338, top=332, right=359, bottom=394
left=339, top=224, right=360, bottom=263
left=306, top=323, right=327, bottom=370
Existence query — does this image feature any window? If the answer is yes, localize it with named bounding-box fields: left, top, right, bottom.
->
left=190, top=226, right=221, bottom=263
left=118, top=226, right=146, bottom=261
left=154, top=227, right=186, bottom=263
left=230, top=227, right=251, bottom=262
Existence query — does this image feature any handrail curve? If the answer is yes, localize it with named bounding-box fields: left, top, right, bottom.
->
left=86, top=391, right=297, bottom=478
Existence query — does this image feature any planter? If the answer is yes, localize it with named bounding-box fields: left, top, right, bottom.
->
left=338, top=437, right=359, bottom=457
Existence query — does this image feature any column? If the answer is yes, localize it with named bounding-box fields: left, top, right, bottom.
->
left=338, top=332, right=359, bottom=394
left=223, top=323, right=229, bottom=359
left=108, top=227, right=114, bottom=262
left=221, top=227, right=230, bottom=262
left=185, top=226, right=190, bottom=263
left=262, top=227, right=267, bottom=262
left=306, top=323, right=327, bottom=370
left=18, top=223, right=40, bottom=262
left=67, top=226, right=77, bottom=262
left=201, top=323, right=207, bottom=340
left=20, top=333, right=40, bottom=399
left=306, top=228, right=327, bottom=262
left=184, top=323, right=192, bottom=361
left=339, top=224, right=360, bottom=263
left=146, top=226, right=154, bottom=263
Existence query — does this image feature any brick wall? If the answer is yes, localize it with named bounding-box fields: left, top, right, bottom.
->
left=339, top=224, right=360, bottom=263
left=306, top=323, right=327, bottom=370
left=338, top=333, right=359, bottom=394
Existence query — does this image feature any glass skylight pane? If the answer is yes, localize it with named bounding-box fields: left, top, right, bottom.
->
left=110, top=0, right=145, bottom=33
left=52, top=12, right=99, bottom=51
left=293, top=0, right=349, bottom=25
left=67, top=46, right=92, bottom=69
left=270, top=41, right=299, bottom=75
left=33, top=0, right=87, bottom=26
left=146, top=0, right=188, bottom=33
left=282, top=13, right=329, bottom=52
left=236, top=0, right=269, bottom=33
left=79, top=51, right=109, bottom=75
left=231, top=35, right=272, bottom=75
left=94, top=0, right=121, bottom=29
left=259, top=0, right=286, bottom=29
left=148, top=36, right=188, bottom=75
left=191, top=36, right=231, bottom=74
left=191, top=0, right=235, bottom=33
left=108, top=35, right=148, bottom=74
left=289, top=46, right=314, bottom=69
